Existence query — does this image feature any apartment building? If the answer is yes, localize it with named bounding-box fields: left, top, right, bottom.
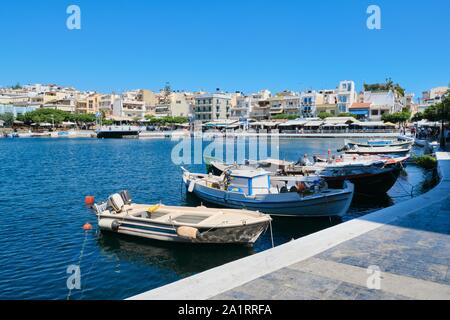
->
left=155, top=92, right=194, bottom=118
left=363, top=91, right=403, bottom=121
left=300, top=91, right=324, bottom=118
left=101, top=94, right=122, bottom=117
left=43, top=98, right=77, bottom=113
left=269, top=91, right=300, bottom=117
left=315, top=89, right=338, bottom=116
left=231, top=90, right=271, bottom=120
left=194, top=92, right=231, bottom=122
left=336, top=80, right=357, bottom=114
left=418, top=86, right=449, bottom=112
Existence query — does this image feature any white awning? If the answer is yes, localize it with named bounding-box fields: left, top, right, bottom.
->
left=278, top=119, right=308, bottom=127
left=304, top=120, right=324, bottom=127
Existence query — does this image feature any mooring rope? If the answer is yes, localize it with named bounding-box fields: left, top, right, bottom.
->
left=79, top=229, right=102, bottom=300
left=67, top=230, right=89, bottom=300
left=269, top=219, right=274, bottom=248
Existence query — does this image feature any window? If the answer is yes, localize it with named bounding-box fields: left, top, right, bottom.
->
left=371, top=110, right=378, bottom=116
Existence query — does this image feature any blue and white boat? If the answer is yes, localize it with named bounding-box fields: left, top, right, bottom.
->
left=182, top=168, right=354, bottom=217
left=345, top=139, right=413, bottom=148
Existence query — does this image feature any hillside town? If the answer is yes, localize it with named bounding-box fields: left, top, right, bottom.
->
left=0, top=80, right=448, bottom=134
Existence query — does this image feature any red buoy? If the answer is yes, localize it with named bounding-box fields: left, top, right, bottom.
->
left=85, top=196, right=95, bottom=206
left=83, top=223, right=93, bottom=231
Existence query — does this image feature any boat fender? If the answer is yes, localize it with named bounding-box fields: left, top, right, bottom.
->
left=98, top=219, right=120, bottom=232
left=177, top=226, right=200, bottom=240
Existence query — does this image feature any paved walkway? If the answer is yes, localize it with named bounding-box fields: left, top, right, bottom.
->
left=130, top=152, right=450, bottom=300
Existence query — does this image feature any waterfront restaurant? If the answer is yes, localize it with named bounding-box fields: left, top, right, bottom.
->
left=277, top=119, right=309, bottom=133
left=302, top=120, right=324, bottom=133
left=248, top=121, right=282, bottom=133
left=349, top=121, right=396, bottom=132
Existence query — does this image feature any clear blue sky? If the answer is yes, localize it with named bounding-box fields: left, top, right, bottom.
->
left=0, top=0, right=448, bottom=98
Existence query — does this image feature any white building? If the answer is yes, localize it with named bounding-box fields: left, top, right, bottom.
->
left=231, top=90, right=271, bottom=120
left=418, top=86, right=449, bottom=112
left=337, top=80, right=357, bottom=114
left=300, top=90, right=324, bottom=118
left=363, top=91, right=402, bottom=121
left=100, top=94, right=122, bottom=116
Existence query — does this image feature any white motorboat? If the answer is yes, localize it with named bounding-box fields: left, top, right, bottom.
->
left=343, top=145, right=411, bottom=156
left=94, top=191, right=271, bottom=245
left=344, top=139, right=413, bottom=149
left=182, top=168, right=354, bottom=217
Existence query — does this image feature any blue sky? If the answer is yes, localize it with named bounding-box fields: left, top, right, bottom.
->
left=0, top=0, right=448, bottom=98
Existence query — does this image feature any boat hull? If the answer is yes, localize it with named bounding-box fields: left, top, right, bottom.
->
left=184, top=177, right=354, bottom=218
left=344, top=149, right=410, bottom=156
left=346, top=141, right=412, bottom=149
left=96, top=130, right=140, bottom=139
left=324, top=165, right=401, bottom=195
left=97, top=215, right=269, bottom=245
left=208, top=161, right=402, bottom=196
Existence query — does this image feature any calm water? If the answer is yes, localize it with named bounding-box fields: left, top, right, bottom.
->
left=0, top=137, right=434, bottom=300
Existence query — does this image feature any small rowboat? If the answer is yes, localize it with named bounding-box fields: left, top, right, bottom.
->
left=93, top=191, right=271, bottom=245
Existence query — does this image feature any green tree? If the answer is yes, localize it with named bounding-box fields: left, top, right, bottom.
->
left=0, top=112, right=15, bottom=127
left=423, top=92, right=450, bottom=147
left=318, top=112, right=333, bottom=120
left=16, top=109, right=96, bottom=126
left=11, top=82, right=22, bottom=90
left=411, top=112, right=424, bottom=122
left=382, top=111, right=411, bottom=126
left=363, top=78, right=405, bottom=97
left=337, top=112, right=355, bottom=117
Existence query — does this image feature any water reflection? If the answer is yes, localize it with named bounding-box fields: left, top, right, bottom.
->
left=97, top=232, right=255, bottom=278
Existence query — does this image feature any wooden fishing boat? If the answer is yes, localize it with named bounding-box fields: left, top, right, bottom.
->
left=207, top=154, right=408, bottom=195
left=93, top=191, right=271, bottom=245
left=183, top=168, right=354, bottom=217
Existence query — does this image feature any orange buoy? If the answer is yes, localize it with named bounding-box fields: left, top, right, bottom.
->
left=83, top=223, right=93, bottom=231
left=85, top=196, right=95, bottom=206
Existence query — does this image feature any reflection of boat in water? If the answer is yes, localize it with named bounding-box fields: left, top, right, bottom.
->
left=2, top=132, right=19, bottom=138
left=207, top=154, right=407, bottom=196
left=182, top=168, right=354, bottom=217
left=97, top=231, right=255, bottom=277
left=94, top=191, right=271, bottom=245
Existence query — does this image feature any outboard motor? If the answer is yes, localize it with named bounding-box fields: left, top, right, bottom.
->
left=120, top=190, right=132, bottom=205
